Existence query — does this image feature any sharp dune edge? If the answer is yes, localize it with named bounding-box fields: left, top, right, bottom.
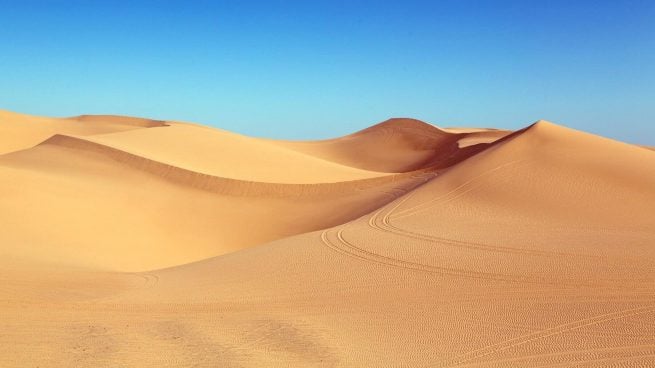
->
left=0, top=111, right=653, bottom=367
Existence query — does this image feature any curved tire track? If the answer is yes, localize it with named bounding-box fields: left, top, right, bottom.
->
left=320, top=227, right=560, bottom=285
left=435, top=305, right=655, bottom=367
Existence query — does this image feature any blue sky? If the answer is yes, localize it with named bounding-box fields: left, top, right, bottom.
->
left=1, top=0, right=654, bottom=143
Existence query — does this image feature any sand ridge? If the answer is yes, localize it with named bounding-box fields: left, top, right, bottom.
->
left=0, top=109, right=167, bottom=154
left=79, top=121, right=389, bottom=184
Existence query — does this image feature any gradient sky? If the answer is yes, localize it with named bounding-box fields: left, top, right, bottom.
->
left=1, top=0, right=654, bottom=143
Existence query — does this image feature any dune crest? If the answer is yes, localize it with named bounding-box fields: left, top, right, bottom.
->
left=80, top=122, right=390, bottom=184
left=1, top=111, right=653, bottom=367
left=0, top=109, right=160, bottom=154
left=67, top=114, right=169, bottom=127
left=276, top=117, right=509, bottom=173
left=19, top=133, right=435, bottom=196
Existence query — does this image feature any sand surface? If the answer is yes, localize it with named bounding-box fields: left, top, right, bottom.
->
left=1, top=111, right=653, bottom=367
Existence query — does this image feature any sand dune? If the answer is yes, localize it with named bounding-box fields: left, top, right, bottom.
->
left=0, top=109, right=165, bottom=154
left=69, top=114, right=168, bottom=127
left=82, top=121, right=387, bottom=183
left=0, top=133, right=435, bottom=270
left=447, top=128, right=513, bottom=147
left=1, top=112, right=653, bottom=367
left=276, top=118, right=482, bottom=172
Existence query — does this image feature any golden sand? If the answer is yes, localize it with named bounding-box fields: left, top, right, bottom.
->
left=1, top=111, right=653, bottom=367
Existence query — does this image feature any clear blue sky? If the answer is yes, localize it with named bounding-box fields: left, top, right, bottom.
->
left=1, top=0, right=654, bottom=143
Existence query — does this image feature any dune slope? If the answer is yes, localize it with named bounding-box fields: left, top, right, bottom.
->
left=0, top=133, right=436, bottom=271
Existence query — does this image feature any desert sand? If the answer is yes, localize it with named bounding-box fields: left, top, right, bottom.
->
left=0, top=110, right=653, bottom=367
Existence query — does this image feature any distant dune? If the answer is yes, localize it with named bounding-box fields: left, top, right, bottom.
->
left=0, top=110, right=165, bottom=155
left=1, top=110, right=653, bottom=367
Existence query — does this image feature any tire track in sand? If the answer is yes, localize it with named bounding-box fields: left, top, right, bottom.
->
left=320, top=227, right=559, bottom=285
left=452, top=345, right=655, bottom=368
left=434, top=304, right=655, bottom=367
left=367, top=158, right=600, bottom=260
left=391, top=159, right=531, bottom=218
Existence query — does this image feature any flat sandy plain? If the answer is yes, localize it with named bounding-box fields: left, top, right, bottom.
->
left=1, top=109, right=654, bottom=367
